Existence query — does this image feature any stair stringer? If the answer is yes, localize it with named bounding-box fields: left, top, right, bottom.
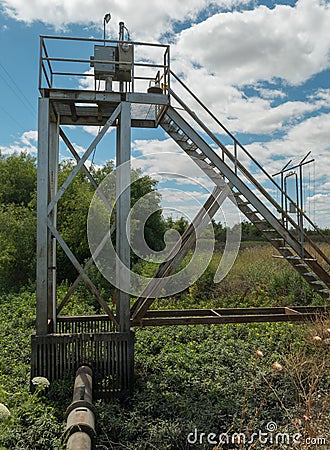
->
left=160, top=106, right=330, bottom=297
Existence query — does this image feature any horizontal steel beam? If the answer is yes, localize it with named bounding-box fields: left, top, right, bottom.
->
left=58, top=117, right=157, bottom=128
left=131, top=306, right=329, bottom=326
left=57, top=306, right=329, bottom=327
left=43, top=89, right=170, bottom=105
left=44, top=89, right=122, bottom=102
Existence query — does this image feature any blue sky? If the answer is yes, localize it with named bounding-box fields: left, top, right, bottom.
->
left=0, top=0, right=329, bottom=226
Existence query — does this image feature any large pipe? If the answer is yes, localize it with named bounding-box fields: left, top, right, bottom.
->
left=64, top=365, right=97, bottom=450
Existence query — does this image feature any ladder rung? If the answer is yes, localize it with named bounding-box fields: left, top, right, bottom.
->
left=319, top=289, right=330, bottom=294
left=278, top=247, right=292, bottom=250
left=273, top=255, right=300, bottom=260
left=310, top=281, right=326, bottom=286
left=263, top=229, right=276, bottom=232
left=168, top=125, right=179, bottom=133
left=303, top=272, right=317, bottom=277
left=271, top=238, right=283, bottom=241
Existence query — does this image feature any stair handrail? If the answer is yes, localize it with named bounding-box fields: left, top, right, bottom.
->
left=165, top=93, right=330, bottom=269
left=169, top=70, right=330, bottom=249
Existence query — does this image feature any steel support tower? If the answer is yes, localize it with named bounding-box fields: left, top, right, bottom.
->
left=32, top=34, right=170, bottom=397
left=32, top=34, right=329, bottom=398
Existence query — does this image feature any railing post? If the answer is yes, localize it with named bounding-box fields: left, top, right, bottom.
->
left=234, top=140, right=237, bottom=175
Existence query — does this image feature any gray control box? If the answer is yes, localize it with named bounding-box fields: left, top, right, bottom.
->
left=92, top=45, right=116, bottom=77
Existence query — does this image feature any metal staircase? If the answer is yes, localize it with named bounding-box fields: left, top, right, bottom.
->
left=156, top=72, right=330, bottom=300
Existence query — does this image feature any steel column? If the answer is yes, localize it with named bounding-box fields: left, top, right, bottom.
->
left=48, top=117, right=59, bottom=331
left=36, top=98, right=50, bottom=335
left=116, top=102, right=131, bottom=332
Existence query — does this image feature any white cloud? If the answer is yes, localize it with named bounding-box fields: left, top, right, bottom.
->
left=170, top=60, right=327, bottom=135
left=0, top=130, right=37, bottom=156
left=307, top=193, right=330, bottom=227
left=255, top=87, right=286, bottom=100
left=2, top=0, right=328, bottom=228
left=165, top=0, right=330, bottom=136
left=174, top=0, right=330, bottom=86
left=1, top=0, right=250, bottom=40
left=308, top=89, right=330, bottom=108
left=243, top=113, right=330, bottom=215
left=132, top=138, right=216, bottom=188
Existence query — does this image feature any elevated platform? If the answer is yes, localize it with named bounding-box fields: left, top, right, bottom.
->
left=43, top=88, right=169, bottom=127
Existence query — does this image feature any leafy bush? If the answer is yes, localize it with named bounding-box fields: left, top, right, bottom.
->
left=0, top=245, right=329, bottom=449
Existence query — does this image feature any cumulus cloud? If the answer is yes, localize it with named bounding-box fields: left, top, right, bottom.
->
left=132, top=138, right=213, bottom=187
left=0, top=130, right=37, bottom=156
left=2, top=0, right=328, bottom=227
left=165, top=0, right=330, bottom=136
left=247, top=113, right=330, bottom=169
left=307, top=193, right=330, bottom=227
left=174, top=0, right=330, bottom=86
left=1, top=0, right=250, bottom=40
left=170, top=66, right=328, bottom=137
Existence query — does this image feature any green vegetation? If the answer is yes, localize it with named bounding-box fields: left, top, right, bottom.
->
left=0, top=250, right=329, bottom=449
left=0, top=152, right=329, bottom=449
left=0, top=153, right=166, bottom=292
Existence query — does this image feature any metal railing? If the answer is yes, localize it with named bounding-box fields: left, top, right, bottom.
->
left=39, top=35, right=170, bottom=94
left=168, top=70, right=330, bottom=268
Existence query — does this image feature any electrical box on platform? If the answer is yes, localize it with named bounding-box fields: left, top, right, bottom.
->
left=92, top=45, right=116, bottom=77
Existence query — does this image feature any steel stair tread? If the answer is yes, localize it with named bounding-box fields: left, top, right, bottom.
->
left=161, top=110, right=330, bottom=299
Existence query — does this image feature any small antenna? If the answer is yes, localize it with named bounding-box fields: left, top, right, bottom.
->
left=103, top=13, right=111, bottom=44
left=119, top=21, right=130, bottom=41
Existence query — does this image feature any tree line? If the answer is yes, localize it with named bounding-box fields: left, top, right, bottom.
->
left=0, top=153, right=167, bottom=291
left=3, top=152, right=326, bottom=293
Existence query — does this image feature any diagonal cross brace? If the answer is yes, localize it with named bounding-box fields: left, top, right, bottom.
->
left=48, top=104, right=121, bottom=215
left=131, top=184, right=231, bottom=321
left=57, top=222, right=116, bottom=315
left=57, top=126, right=119, bottom=313
left=47, top=219, right=119, bottom=328
left=59, top=127, right=100, bottom=191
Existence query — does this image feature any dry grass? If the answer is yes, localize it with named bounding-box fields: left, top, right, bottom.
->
left=213, top=317, right=330, bottom=450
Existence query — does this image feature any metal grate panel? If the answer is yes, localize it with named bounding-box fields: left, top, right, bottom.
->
left=31, top=331, right=134, bottom=399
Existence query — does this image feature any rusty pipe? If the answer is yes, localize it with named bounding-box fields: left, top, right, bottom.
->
left=64, top=365, right=97, bottom=450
